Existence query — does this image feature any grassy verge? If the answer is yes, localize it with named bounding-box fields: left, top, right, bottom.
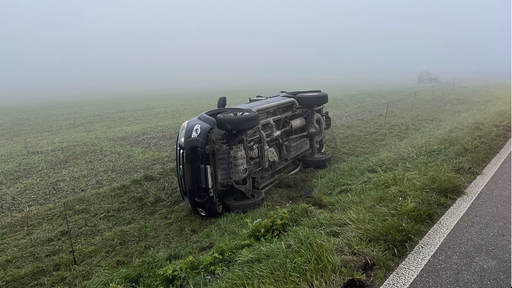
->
left=0, top=82, right=509, bottom=287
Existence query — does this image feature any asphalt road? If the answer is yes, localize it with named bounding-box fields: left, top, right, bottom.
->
left=408, top=152, right=511, bottom=288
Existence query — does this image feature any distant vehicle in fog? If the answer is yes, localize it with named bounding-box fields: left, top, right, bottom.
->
left=417, top=70, right=440, bottom=84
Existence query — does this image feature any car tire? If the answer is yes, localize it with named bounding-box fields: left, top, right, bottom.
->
left=216, top=108, right=260, bottom=132
left=222, top=189, right=266, bottom=213
left=292, top=92, right=328, bottom=106
left=301, top=152, right=331, bottom=169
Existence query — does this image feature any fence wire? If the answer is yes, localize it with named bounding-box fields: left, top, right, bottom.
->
left=330, top=82, right=451, bottom=125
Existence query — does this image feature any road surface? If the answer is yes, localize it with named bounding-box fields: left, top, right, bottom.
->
left=381, top=140, right=511, bottom=288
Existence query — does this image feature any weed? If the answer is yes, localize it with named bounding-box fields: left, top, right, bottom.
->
left=247, top=207, right=290, bottom=240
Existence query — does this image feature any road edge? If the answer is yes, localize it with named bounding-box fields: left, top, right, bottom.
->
left=380, top=138, right=512, bottom=288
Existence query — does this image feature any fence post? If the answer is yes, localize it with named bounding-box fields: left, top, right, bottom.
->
left=412, top=92, right=416, bottom=110
left=64, top=203, right=77, bottom=265
left=330, top=127, right=338, bottom=148
left=384, top=103, right=389, bottom=125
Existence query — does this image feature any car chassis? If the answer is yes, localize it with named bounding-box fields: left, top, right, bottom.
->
left=176, top=90, right=331, bottom=216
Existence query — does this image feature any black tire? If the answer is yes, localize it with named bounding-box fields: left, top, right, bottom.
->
left=222, top=189, right=266, bottom=213
left=292, top=92, right=328, bottom=106
left=301, top=152, right=331, bottom=169
left=216, top=108, right=260, bottom=132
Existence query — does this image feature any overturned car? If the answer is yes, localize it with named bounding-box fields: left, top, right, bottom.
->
left=176, top=90, right=331, bottom=216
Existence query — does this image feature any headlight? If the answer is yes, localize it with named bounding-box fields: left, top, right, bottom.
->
left=178, top=121, right=188, bottom=145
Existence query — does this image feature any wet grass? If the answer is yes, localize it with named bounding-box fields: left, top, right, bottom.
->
left=0, top=81, right=510, bottom=287
left=0, top=93, right=231, bottom=218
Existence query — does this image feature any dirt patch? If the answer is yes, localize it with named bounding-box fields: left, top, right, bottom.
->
left=198, top=243, right=214, bottom=253
left=343, top=278, right=366, bottom=288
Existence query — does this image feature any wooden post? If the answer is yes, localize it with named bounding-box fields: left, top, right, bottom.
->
left=384, top=103, right=389, bottom=125
left=412, top=92, right=416, bottom=110
left=331, top=128, right=338, bottom=148
left=64, top=203, right=77, bottom=265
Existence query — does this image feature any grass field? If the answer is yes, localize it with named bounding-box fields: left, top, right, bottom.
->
left=0, top=83, right=430, bottom=219
left=0, top=80, right=510, bottom=287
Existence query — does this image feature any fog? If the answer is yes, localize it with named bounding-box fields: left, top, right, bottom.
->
left=1, top=0, right=510, bottom=102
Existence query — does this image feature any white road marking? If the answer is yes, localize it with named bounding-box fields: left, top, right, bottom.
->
left=380, top=139, right=511, bottom=288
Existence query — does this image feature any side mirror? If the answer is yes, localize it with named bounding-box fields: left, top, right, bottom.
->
left=217, top=96, right=227, bottom=108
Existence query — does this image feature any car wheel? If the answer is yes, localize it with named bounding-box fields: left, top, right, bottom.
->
left=222, top=189, right=266, bottom=213
left=301, top=152, right=331, bottom=169
left=292, top=92, right=328, bottom=106
left=216, top=108, right=260, bottom=132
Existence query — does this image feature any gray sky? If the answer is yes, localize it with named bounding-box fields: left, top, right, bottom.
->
left=1, top=0, right=510, bottom=98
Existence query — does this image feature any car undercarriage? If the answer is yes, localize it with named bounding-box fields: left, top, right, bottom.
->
left=176, top=90, right=331, bottom=216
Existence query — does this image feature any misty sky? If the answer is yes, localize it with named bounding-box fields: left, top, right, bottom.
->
left=1, top=1, right=510, bottom=97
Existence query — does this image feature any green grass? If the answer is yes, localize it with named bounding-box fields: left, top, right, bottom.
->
left=0, top=93, right=233, bottom=218
left=0, top=81, right=510, bottom=287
